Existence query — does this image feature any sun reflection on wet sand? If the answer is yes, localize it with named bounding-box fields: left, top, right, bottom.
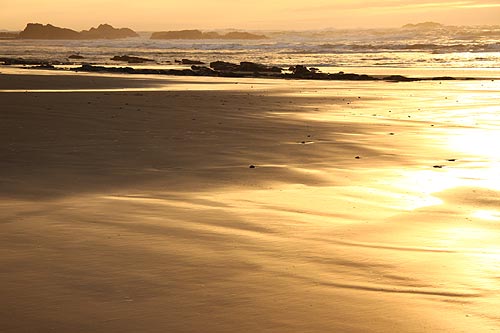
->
left=2, top=74, right=500, bottom=332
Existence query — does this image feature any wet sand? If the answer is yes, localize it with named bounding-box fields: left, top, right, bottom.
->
left=1, top=71, right=499, bottom=332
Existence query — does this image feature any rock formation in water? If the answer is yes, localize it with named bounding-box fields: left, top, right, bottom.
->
left=111, top=55, right=155, bottom=63
left=221, top=32, right=267, bottom=40
left=68, top=62, right=381, bottom=81
left=18, top=23, right=138, bottom=40
left=19, top=23, right=80, bottom=39
left=210, top=61, right=282, bottom=73
left=150, top=29, right=267, bottom=40
left=80, top=24, right=138, bottom=39
left=177, top=59, right=205, bottom=65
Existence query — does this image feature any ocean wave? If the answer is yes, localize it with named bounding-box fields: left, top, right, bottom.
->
left=1, top=28, right=500, bottom=70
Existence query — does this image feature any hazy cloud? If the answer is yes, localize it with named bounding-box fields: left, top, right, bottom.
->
left=1, top=0, right=499, bottom=30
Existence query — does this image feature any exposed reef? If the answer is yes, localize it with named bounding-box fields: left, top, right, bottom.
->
left=67, top=62, right=467, bottom=82
left=110, top=55, right=155, bottom=63
left=0, top=56, right=475, bottom=82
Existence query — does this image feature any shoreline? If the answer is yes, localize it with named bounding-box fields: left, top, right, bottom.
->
left=2, top=56, right=494, bottom=82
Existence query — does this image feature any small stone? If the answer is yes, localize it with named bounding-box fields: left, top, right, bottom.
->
left=249, top=165, right=256, bottom=169
left=355, top=156, right=361, bottom=159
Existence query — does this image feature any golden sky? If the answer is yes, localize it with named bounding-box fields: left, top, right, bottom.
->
left=2, top=0, right=500, bottom=30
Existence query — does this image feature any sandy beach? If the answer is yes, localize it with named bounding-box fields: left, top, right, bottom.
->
left=1, top=70, right=499, bottom=332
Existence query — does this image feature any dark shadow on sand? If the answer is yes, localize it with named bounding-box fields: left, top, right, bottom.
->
left=1, top=88, right=409, bottom=199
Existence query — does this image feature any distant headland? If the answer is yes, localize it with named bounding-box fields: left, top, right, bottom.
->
left=18, top=23, right=139, bottom=40
left=150, top=30, right=267, bottom=40
left=4, top=23, right=268, bottom=40
left=401, top=22, right=444, bottom=30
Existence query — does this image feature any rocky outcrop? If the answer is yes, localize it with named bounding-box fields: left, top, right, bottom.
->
left=151, top=30, right=267, bottom=40
left=18, top=23, right=138, bottom=40
left=286, top=66, right=375, bottom=80
left=383, top=75, right=418, bottom=82
left=179, top=59, right=205, bottom=65
left=19, top=59, right=467, bottom=82
left=80, top=24, right=138, bottom=39
left=73, top=64, right=197, bottom=76
left=67, top=63, right=380, bottom=81
left=209, top=61, right=240, bottom=71
left=221, top=32, right=267, bottom=40
left=191, top=66, right=218, bottom=75
left=151, top=30, right=204, bottom=39
left=0, top=57, right=70, bottom=66
left=238, top=62, right=282, bottom=73
left=210, top=61, right=282, bottom=73
left=111, top=55, right=154, bottom=63
left=19, top=23, right=80, bottom=39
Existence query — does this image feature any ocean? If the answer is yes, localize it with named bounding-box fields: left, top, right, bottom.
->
left=1, top=25, right=500, bottom=78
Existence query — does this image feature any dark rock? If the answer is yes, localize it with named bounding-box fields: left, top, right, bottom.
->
left=431, top=76, right=456, bottom=81
left=286, top=66, right=310, bottom=78
left=55, top=61, right=457, bottom=83
left=191, top=66, right=217, bottom=76
left=221, top=31, right=267, bottom=40
left=74, top=64, right=135, bottom=74
left=68, top=54, right=84, bottom=59
left=331, top=73, right=374, bottom=80
left=210, top=61, right=282, bottom=74
left=151, top=30, right=205, bottom=39
left=290, top=65, right=311, bottom=75
left=238, top=62, right=282, bottom=73
left=286, top=66, right=372, bottom=80
left=111, top=55, right=154, bottom=63
left=210, top=61, right=239, bottom=71
left=249, top=165, right=256, bottom=169
left=383, top=75, right=420, bottom=82
left=79, top=24, right=138, bottom=39
left=19, top=23, right=80, bottom=39
left=0, top=57, right=68, bottom=66
left=181, top=59, right=205, bottom=65
left=18, top=23, right=138, bottom=40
